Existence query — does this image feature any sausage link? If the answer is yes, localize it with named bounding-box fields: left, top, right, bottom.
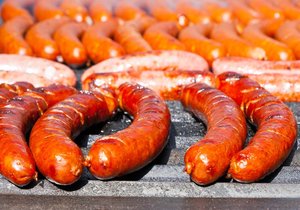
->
left=54, top=22, right=88, bottom=66
left=81, top=50, right=209, bottom=81
left=181, top=83, right=246, bottom=185
left=85, top=83, right=170, bottom=179
left=88, top=0, right=113, bottom=23
left=29, top=90, right=117, bottom=185
left=60, top=0, right=92, bottom=24
left=217, top=72, right=297, bottom=182
left=0, top=16, right=33, bottom=56
left=272, top=0, right=300, bottom=20
left=82, top=70, right=216, bottom=100
left=114, top=1, right=147, bottom=21
left=25, top=17, right=71, bottom=61
left=246, top=0, right=285, bottom=20
left=33, top=0, right=64, bottom=21
left=0, top=84, right=76, bottom=186
left=82, top=19, right=125, bottom=63
left=0, top=82, right=34, bottom=104
left=1, top=0, right=34, bottom=22
left=202, top=1, right=233, bottom=23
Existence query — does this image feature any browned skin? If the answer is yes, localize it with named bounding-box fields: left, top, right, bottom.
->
left=114, top=1, right=147, bottom=21
left=1, top=0, right=34, bottom=22
left=217, top=72, right=297, bottom=182
left=0, top=82, right=34, bottom=104
left=54, top=22, right=88, bottom=66
left=33, top=0, right=64, bottom=21
left=0, top=16, right=33, bottom=55
left=88, top=0, right=113, bottom=23
left=29, top=91, right=117, bottom=185
left=210, top=22, right=266, bottom=60
left=246, top=0, right=285, bottom=20
left=82, top=70, right=216, bottom=100
left=0, top=84, right=77, bottom=187
left=181, top=83, right=247, bottom=185
left=25, top=17, right=71, bottom=61
left=59, top=0, right=91, bottom=23
left=85, top=83, right=170, bottom=180
left=114, top=16, right=156, bottom=53
left=82, top=19, right=125, bottom=63
left=144, top=21, right=186, bottom=50
left=179, top=23, right=226, bottom=66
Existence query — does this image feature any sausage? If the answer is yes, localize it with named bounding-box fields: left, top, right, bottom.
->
left=181, top=82, right=246, bottom=185
left=201, top=1, right=233, bottom=23
left=217, top=72, right=297, bottom=182
left=88, top=0, right=113, bottom=23
left=275, top=20, right=300, bottom=59
left=1, top=0, right=34, bottom=22
left=82, top=70, right=216, bottom=100
left=29, top=90, right=117, bottom=185
left=179, top=23, right=226, bottom=66
left=54, top=22, right=88, bottom=66
left=241, top=19, right=295, bottom=61
left=85, top=83, right=171, bottom=179
left=25, top=17, right=71, bottom=61
left=0, top=16, right=33, bottom=56
left=114, top=1, right=147, bottom=21
left=212, top=56, right=300, bottom=102
left=272, top=0, right=300, bottom=20
left=0, top=82, right=34, bottom=104
left=33, top=0, right=64, bottom=21
left=114, top=16, right=156, bottom=54
left=59, top=0, right=92, bottom=24
left=143, top=21, right=186, bottom=50
left=210, top=22, right=266, bottom=60
left=81, top=50, right=209, bottom=82
left=82, top=19, right=125, bottom=63
left=0, top=54, right=76, bottom=86
left=0, top=84, right=77, bottom=186
left=246, top=0, right=285, bottom=20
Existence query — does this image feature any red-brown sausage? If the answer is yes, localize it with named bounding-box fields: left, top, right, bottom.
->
left=0, top=55, right=77, bottom=86
left=85, top=83, right=171, bottom=179
left=54, top=22, right=88, bottom=66
left=0, top=84, right=77, bottom=186
left=88, top=0, right=113, bottom=23
left=25, top=17, right=71, bottom=61
left=81, top=50, right=209, bottom=82
left=82, top=70, right=216, bottom=100
left=29, top=90, right=117, bottom=185
left=212, top=56, right=300, bottom=102
left=0, top=82, right=34, bottom=104
left=0, top=16, right=33, bottom=56
left=181, top=82, right=247, bottom=185
left=217, top=72, right=297, bottom=182
left=1, top=0, right=34, bottom=22
left=82, top=19, right=125, bottom=63
left=33, top=0, right=64, bottom=21
left=59, top=0, right=92, bottom=24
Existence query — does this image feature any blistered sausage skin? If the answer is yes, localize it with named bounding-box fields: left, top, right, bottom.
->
left=29, top=91, right=117, bottom=185
left=85, top=83, right=170, bottom=179
left=1, top=0, right=34, bottom=22
left=0, top=84, right=77, bottom=186
left=82, top=70, right=216, bottom=100
left=181, top=83, right=247, bottom=185
left=217, top=72, right=297, bottom=183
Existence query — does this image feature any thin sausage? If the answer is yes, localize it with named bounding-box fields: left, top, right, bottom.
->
left=217, top=72, right=297, bottom=182
left=85, top=83, right=171, bottom=180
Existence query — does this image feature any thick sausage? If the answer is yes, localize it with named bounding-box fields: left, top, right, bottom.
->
left=114, top=16, right=155, bottom=54
left=0, top=84, right=77, bottom=186
left=114, top=1, right=146, bottom=21
left=210, top=22, right=266, bottom=60
left=212, top=56, right=300, bottom=102
left=246, top=0, right=284, bottom=20
left=29, top=91, right=117, bottom=185
left=1, top=0, right=34, bottom=22
left=25, top=17, right=71, bottom=61
left=217, top=72, right=297, bottom=182
left=0, top=16, right=33, bottom=56
left=85, top=83, right=171, bottom=179
left=82, top=70, right=216, bottom=100
left=181, top=82, right=247, bottom=185
left=179, top=23, right=226, bottom=66
left=59, top=0, right=92, bottom=24
left=81, top=50, right=209, bottom=81
left=33, top=0, right=64, bottom=21
left=88, top=0, right=113, bottom=23
left=0, top=82, right=34, bottom=104
left=0, top=54, right=76, bottom=86
left=54, top=22, right=88, bottom=66
left=82, top=19, right=125, bottom=63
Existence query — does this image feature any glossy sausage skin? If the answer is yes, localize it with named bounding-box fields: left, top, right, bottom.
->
left=181, top=83, right=247, bottom=185
left=81, top=50, right=209, bottom=81
left=85, top=83, right=171, bottom=179
left=0, top=84, right=77, bottom=186
left=30, top=91, right=117, bottom=185
left=33, top=0, right=64, bottom=21
left=1, top=0, right=34, bottom=22
left=0, top=82, right=34, bottom=104
left=114, top=1, right=146, bottom=20
left=59, top=0, right=92, bottom=24
left=212, top=57, right=300, bottom=102
left=88, top=0, right=113, bottom=23
left=82, top=70, right=216, bottom=100
left=217, top=72, right=297, bottom=182
left=0, top=55, right=77, bottom=87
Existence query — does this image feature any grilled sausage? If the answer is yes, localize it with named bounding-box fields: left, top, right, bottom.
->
left=217, top=72, right=297, bottom=182
left=0, top=54, right=77, bottom=86
left=114, top=1, right=146, bottom=21
left=59, top=0, right=92, bottom=24
left=1, top=0, right=34, bottom=22
left=0, top=84, right=77, bottom=186
left=0, top=82, right=34, bottom=104
left=29, top=90, right=117, bottom=185
left=33, top=0, right=64, bottom=21
left=246, top=0, right=284, bottom=20
left=81, top=50, right=209, bottom=82
left=181, top=82, right=247, bottom=185
left=88, top=0, right=113, bottom=23
left=85, top=83, right=171, bottom=179
left=272, top=0, right=300, bottom=20
left=202, top=1, right=233, bottom=23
